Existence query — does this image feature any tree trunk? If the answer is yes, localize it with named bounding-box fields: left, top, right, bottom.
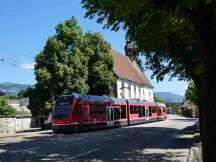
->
left=193, top=76, right=203, bottom=138
left=196, top=9, right=216, bottom=162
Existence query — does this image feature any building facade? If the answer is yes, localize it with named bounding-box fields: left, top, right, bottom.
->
left=112, top=49, right=154, bottom=102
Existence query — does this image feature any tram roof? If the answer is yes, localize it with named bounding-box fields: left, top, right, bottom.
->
left=59, top=93, right=126, bottom=103
left=76, top=94, right=112, bottom=102
left=58, top=93, right=165, bottom=106
left=127, top=99, right=156, bottom=105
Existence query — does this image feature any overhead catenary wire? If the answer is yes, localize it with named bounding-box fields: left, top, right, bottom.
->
left=0, top=47, right=36, bottom=59
left=0, top=47, right=36, bottom=71
left=0, top=47, right=113, bottom=80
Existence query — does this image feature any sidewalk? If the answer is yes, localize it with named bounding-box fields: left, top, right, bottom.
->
left=187, top=122, right=202, bottom=162
left=0, top=127, right=42, bottom=139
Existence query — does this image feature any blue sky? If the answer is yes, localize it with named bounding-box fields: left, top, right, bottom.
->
left=0, top=0, right=188, bottom=96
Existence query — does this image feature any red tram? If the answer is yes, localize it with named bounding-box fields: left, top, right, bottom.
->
left=52, top=93, right=167, bottom=133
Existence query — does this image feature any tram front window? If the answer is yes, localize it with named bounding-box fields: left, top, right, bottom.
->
left=53, top=95, right=74, bottom=119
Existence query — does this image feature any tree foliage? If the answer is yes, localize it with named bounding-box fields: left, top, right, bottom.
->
left=154, top=97, right=164, bottom=103
left=185, top=80, right=198, bottom=106
left=0, top=96, right=16, bottom=116
left=84, top=32, right=115, bottom=95
left=31, top=17, right=115, bottom=115
left=18, top=87, right=44, bottom=116
left=82, top=0, right=202, bottom=81
left=82, top=1, right=216, bottom=161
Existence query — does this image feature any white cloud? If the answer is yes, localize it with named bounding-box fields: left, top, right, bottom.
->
left=20, top=63, right=35, bottom=70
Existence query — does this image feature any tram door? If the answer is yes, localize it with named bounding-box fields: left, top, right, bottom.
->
left=106, top=106, right=114, bottom=126
left=145, top=107, right=149, bottom=120
left=82, top=105, right=89, bottom=122
left=160, top=108, right=164, bottom=118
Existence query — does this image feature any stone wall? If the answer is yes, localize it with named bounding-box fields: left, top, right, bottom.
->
left=15, top=117, right=31, bottom=132
left=0, top=117, right=32, bottom=135
left=0, top=117, right=16, bottom=135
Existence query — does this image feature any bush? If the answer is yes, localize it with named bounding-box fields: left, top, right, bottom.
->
left=0, top=96, right=17, bottom=116
left=181, top=107, right=192, bottom=117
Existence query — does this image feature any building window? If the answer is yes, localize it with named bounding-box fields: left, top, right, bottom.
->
left=139, top=87, right=141, bottom=100
left=120, top=80, right=124, bottom=98
left=143, top=89, right=145, bottom=100
left=122, top=81, right=124, bottom=97
left=129, top=82, right=131, bottom=99
left=149, top=91, right=151, bottom=101
left=134, top=86, right=136, bottom=99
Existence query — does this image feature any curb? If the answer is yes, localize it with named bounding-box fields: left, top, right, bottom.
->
left=187, top=122, right=202, bottom=162
left=16, top=127, right=41, bottom=133
left=0, top=128, right=42, bottom=139
left=187, top=134, right=202, bottom=162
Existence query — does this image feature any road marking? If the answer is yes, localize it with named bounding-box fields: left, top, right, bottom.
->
left=64, top=148, right=99, bottom=161
left=0, top=149, right=7, bottom=154
left=11, top=147, right=40, bottom=153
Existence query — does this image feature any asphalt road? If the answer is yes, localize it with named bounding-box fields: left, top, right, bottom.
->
left=0, top=115, right=197, bottom=162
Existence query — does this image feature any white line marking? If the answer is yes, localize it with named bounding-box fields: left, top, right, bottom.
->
left=0, top=149, right=7, bottom=154
left=64, top=148, right=99, bottom=161
left=11, top=147, right=40, bottom=153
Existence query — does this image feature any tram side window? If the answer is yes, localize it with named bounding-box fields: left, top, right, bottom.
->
left=138, top=106, right=142, bottom=117
left=158, top=107, right=162, bottom=115
left=74, top=103, right=82, bottom=115
left=89, top=104, right=106, bottom=115
left=134, top=106, right=138, bottom=114
left=130, top=106, right=134, bottom=114
left=149, top=107, right=152, bottom=116
left=150, top=106, right=155, bottom=114
left=89, top=104, right=94, bottom=114
left=101, top=105, right=106, bottom=114
left=78, top=104, right=82, bottom=115
left=121, top=105, right=126, bottom=119
left=114, top=106, right=120, bottom=120
left=145, top=107, right=148, bottom=117
left=96, top=104, right=106, bottom=114
left=141, top=106, right=145, bottom=117
left=152, top=107, right=156, bottom=113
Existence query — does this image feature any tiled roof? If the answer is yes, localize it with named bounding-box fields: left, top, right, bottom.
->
left=112, top=49, right=153, bottom=88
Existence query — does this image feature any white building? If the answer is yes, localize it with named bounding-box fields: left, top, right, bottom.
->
left=9, top=100, right=31, bottom=114
left=112, top=49, right=154, bottom=102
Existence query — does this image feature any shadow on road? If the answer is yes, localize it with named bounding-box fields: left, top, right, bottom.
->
left=0, top=119, right=197, bottom=162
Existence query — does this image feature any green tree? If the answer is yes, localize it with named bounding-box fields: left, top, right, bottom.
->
left=8, top=95, right=19, bottom=100
left=0, top=96, right=16, bottom=116
left=84, top=32, right=115, bottom=96
left=185, top=80, right=198, bottom=106
left=154, top=97, right=164, bottom=103
left=18, top=87, right=45, bottom=116
left=34, top=17, right=89, bottom=114
left=33, top=17, right=114, bottom=115
left=82, top=1, right=216, bottom=161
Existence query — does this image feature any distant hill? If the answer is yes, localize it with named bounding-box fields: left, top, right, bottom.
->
left=154, top=92, right=184, bottom=103
left=0, top=82, right=33, bottom=96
